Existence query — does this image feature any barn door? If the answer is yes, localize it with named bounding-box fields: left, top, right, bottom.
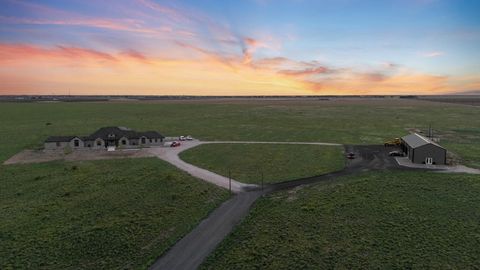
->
left=425, top=157, right=433, bottom=165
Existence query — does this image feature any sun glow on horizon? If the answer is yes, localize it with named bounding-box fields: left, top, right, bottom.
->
left=0, top=0, right=479, bottom=95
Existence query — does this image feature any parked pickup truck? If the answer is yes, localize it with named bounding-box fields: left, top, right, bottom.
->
left=389, top=150, right=403, bottom=156
left=179, top=135, right=194, bottom=141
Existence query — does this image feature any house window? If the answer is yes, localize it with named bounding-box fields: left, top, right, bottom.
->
left=154, top=139, right=157, bottom=143
left=56, top=142, right=60, bottom=147
left=74, top=140, right=79, bottom=147
left=149, top=139, right=153, bottom=143
left=97, top=140, right=102, bottom=146
left=122, top=140, right=126, bottom=145
left=141, top=138, right=146, bottom=144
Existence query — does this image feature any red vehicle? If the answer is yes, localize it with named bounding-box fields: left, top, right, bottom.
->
left=346, top=152, right=355, bottom=159
left=170, top=141, right=181, bottom=147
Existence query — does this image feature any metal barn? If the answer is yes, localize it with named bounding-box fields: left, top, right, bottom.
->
left=401, top=133, right=447, bottom=165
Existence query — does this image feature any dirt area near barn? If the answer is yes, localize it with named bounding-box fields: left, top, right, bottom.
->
left=395, top=157, right=480, bottom=174
left=3, top=148, right=155, bottom=165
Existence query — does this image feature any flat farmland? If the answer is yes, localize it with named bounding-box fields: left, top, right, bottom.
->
left=0, top=98, right=478, bottom=167
left=1, top=98, right=479, bottom=269
left=0, top=158, right=229, bottom=269
left=180, top=143, right=345, bottom=184
left=202, top=171, right=480, bottom=269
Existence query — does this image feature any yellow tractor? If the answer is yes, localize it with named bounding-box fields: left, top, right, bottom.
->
left=384, top=138, right=401, bottom=147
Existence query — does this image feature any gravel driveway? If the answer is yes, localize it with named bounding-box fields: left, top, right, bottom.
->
left=148, top=140, right=343, bottom=193
left=147, top=141, right=256, bottom=193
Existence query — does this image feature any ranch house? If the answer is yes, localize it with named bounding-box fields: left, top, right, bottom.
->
left=44, top=126, right=164, bottom=150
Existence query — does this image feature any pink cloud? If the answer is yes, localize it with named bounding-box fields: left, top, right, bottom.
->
left=242, top=37, right=275, bottom=64
left=0, top=43, right=117, bottom=63
left=174, top=41, right=236, bottom=68
left=136, top=0, right=186, bottom=23
left=120, top=49, right=149, bottom=62
left=0, top=15, right=166, bottom=35
left=421, top=51, right=445, bottom=58
left=0, top=1, right=190, bottom=39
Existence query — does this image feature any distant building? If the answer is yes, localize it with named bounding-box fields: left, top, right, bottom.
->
left=401, top=133, right=446, bottom=165
left=44, top=126, right=164, bottom=150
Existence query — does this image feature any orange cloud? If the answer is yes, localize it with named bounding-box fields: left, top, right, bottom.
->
left=279, top=67, right=331, bottom=77
left=253, top=57, right=289, bottom=67
left=241, top=36, right=281, bottom=64
left=0, top=43, right=470, bottom=96
left=360, top=72, right=388, bottom=82
left=305, top=72, right=450, bottom=95
left=0, top=43, right=307, bottom=95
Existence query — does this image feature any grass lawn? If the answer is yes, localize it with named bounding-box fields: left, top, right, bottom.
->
left=180, top=143, right=345, bottom=184
left=202, top=171, right=480, bottom=269
left=0, top=99, right=479, bottom=168
left=0, top=158, right=229, bottom=269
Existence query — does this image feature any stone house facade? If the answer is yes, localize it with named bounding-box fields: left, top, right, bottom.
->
left=44, top=127, right=164, bottom=150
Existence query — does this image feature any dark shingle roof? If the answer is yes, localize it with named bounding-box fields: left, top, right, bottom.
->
left=139, top=131, right=164, bottom=138
left=401, top=133, right=444, bottom=149
left=45, top=136, right=77, bottom=142
left=84, top=127, right=129, bottom=140
left=84, top=127, right=164, bottom=140
left=45, top=127, right=165, bottom=143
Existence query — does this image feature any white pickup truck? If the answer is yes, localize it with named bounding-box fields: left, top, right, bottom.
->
left=179, top=135, right=193, bottom=141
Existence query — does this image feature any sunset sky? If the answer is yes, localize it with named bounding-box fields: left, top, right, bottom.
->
left=0, top=0, right=479, bottom=95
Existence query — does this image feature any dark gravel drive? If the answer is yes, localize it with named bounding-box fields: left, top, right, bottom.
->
left=149, top=145, right=423, bottom=270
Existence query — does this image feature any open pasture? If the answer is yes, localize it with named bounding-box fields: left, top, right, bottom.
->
left=180, top=143, right=345, bottom=184
left=0, top=97, right=479, bottom=269
left=0, top=158, right=229, bottom=269
left=0, top=98, right=478, bottom=167
left=202, top=171, right=480, bottom=269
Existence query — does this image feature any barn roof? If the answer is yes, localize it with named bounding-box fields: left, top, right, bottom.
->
left=401, top=133, right=444, bottom=149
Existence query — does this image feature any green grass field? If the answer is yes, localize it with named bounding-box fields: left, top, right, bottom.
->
left=0, top=98, right=479, bottom=269
left=0, top=158, right=229, bottom=269
left=180, top=143, right=345, bottom=184
left=0, top=99, right=478, bottom=167
left=202, top=171, right=480, bottom=269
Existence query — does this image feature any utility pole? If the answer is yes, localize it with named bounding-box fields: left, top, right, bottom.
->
left=228, top=170, right=232, bottom=194
left=261, top=171, right=264, bottom=191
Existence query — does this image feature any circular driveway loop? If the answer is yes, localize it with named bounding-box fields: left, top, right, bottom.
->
left=147, top=140, right=342, bottom=193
